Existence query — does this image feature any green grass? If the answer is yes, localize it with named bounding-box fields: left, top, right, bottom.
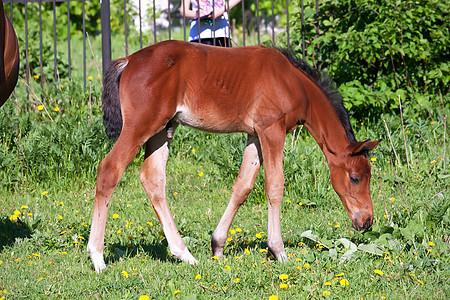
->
left=0, top=75, right=448, bottom=299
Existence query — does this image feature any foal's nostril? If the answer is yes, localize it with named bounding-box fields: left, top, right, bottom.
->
left=362, top=217, right=372, bottom=230
left=352, top=216, right=373, bottom=231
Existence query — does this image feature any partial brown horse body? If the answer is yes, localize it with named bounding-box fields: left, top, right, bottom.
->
left=87, top=40, right=380, bottom=272
left=0, top=1, right=19, bottom=106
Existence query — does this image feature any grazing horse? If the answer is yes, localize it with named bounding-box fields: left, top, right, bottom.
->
left=0, top=0, right=19, bottom=107
left=87, top=40, right=380, bottom=272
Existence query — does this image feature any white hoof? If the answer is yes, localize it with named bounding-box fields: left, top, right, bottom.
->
left=181, top=251, right=199, bottom=265
left=277, top=252, right=288, bottom=263
left=171, top=247, right=198, bottom=265
left=87, top=245, right=106, bottom=273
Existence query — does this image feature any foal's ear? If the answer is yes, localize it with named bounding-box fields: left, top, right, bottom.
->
left=348, top=139, right=381, bottom=156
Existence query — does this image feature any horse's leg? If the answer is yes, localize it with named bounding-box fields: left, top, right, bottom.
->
left=140, top=128, right=198, bottom=264
left=87, top=129, right=147, bottom=272
left=258, top=122, right=287, bottom=262
left=211, top=135, right=262, bottom=258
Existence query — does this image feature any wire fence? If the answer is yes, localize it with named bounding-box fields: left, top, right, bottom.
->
left=4, top=0, right=318, bottom=89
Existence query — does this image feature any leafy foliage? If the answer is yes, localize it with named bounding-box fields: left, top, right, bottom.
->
left=279, top=0, right=449, bottom=119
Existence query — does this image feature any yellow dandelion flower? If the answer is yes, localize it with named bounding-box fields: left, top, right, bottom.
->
left=417, top=280, right=423, bottom=285
left=334, top=224, right=340, bottom=228
left=173, top=290, right=181, bottom=295
left=139, top=296, right=150, bottom=300
left=323, top=291, right=330, bottom=296
left=117, top=230, right=122, bottom=234
left=325, top=281, right=332, bottom=286
left=336, top=273, right=345, bottom=277
left=339, top=279, right=349, bottom=286
left=279, top=274, right=289, bottom=280
left=370, top=157, right=376, bottom=162
left=428, top=242, right=435, bottom=247
left=255, top=233, right=262, bottom=239
left=224, top=265, right=231, bottom=271
left=88, top=76, right=93, bottom=81
left=32, top=253, right=40, bottom=257
left=304, top=263, right=310, bottom=268
left=360, top=122, right=364, bottom=126
left=236, top=228, right=242, bottom=232
left=33, top=74, right=39, bottom=79
left=244, top=248, right=250, bottom=255
left=147, top=222, right=153, bottom=226
left=10, top=214, right=18, bottom=221
left=112, top=213, right=119, bottom=219
left=296, top=258, right=302, bottom=261
left=227, top=237, right=232, bottom=242
left=279, top=283, right=288, bottom=289
left=431, top=160, right=437, bottom=164
left=195, top=274, right=201, bottom=280
left=299, top=202, right=303, bottom=206
left=14, top=210, right=20, bottom=216
left=213, top=256, right=220, bottom=260
left=260, top=249, right=267, bottom=253
left=54, top=107, right=60, bottom=112
left=121, top=270, right=129, bottom=278
left=20, top=205, right=28, bottom=210
left=42, top=191, right=48, bottom=195
left=374, top=270, right=384, bottom=276
left=234, top=278, right=240, bottom=283
left=173, top=192, right=178, bottom=197
left=426, top=249, right=432, bottom=253
left=58, top=215, right=63, bottom=220
left=192, top=148, right=196, bottom=154
left=269, top=296, right=278, bottom=300
left=38, top=277, right=44, bottom=281
left=431, top=121, right=435, bottom=125
left=38, top=105, right=44, bottom=111
left=198, top=172, right=204, bottom=177
left=230, top=229, right=236, bottom=234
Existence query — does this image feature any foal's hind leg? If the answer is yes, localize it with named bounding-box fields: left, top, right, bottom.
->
left=211, top=135, right=262, bottom=258
left=140, top=129, right=198, bottom=264
left=87, top=129, right=146, bottom=272
left=257, top=122, right=288, bottom=262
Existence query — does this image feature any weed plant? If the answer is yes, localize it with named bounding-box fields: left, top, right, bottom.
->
left=0, top=77, right=448, bottom=298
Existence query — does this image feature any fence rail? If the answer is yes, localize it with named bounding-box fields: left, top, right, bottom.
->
left=4, top=0, right=319, bottom=90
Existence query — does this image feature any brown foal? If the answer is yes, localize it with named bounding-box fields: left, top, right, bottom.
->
left=87, top=40, right=380, bottom=272
left=0, top=0, right=19, bottom=107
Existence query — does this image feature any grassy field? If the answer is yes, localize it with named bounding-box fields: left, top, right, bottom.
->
left=0, top=72, right=448, bottom=299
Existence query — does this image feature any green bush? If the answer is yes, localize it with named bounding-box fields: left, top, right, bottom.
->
left=281, top=0, right=449, bottom=120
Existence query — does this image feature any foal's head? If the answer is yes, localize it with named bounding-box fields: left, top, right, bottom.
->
left=328, top=140, right=381, bottom=231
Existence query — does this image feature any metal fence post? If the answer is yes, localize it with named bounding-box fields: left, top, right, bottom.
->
left=101, top=0, right=111, bottom=78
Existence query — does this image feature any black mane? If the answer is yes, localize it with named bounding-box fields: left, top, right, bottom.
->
left=277, top=48, right=357, bottom=143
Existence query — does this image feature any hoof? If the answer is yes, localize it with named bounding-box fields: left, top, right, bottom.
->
left=87, top=244, right=106, bottom=273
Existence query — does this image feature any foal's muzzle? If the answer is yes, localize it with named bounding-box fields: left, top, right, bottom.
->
left=352, top=215, right=373, bottom=231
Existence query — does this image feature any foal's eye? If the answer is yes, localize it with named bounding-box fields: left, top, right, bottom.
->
left=349, top=175, right=360, bottom=184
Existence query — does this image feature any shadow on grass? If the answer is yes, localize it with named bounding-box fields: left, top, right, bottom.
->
left=105, top=240, right=178, bottom=265
left=0, top=218, right=32, bottom=252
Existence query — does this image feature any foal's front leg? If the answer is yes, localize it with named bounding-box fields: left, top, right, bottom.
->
left=258, top=123, right=288, bottom=262
left=140, top=130, right=198, bottom=264
left=211, top=135, right=262, bottom=257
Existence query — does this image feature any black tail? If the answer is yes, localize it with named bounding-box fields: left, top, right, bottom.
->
left=102, top=58, right=128, bottom=139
